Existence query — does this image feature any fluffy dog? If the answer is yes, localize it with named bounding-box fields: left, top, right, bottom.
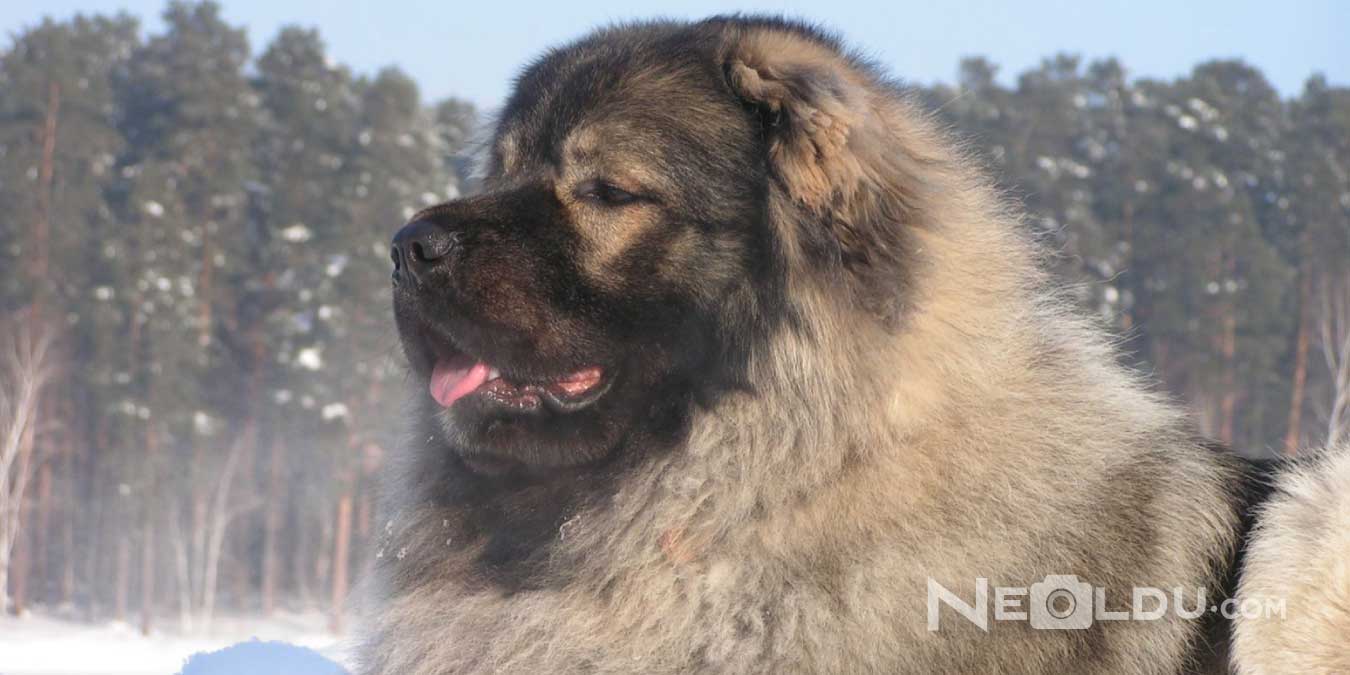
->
left=358, top=16, right=1349, bottom=674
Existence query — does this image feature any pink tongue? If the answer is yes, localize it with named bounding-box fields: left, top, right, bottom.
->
left=430, top=359, right=491, bottom=408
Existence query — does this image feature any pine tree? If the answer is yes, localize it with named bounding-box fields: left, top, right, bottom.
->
left=0, top=13, right=141, bottom=612
left=1284, top=77, right=1350, bottom=449
left=432, top=97, right=479, bottom=195
left=1137, top=62, right=1293, bottom=447
left=251, top=25, right=363, bottom=615
left=114, top=0, right=258, bottom=631
left=325, top=67, right=448, bottom=627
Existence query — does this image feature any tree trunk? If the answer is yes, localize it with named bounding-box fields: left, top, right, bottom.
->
left=32, top=81, right=59, bottom=286
left=1318, top=272, right=1350, bottom=448
left=1284, top=270, right=1312, bottom=455
left=6, top=409, right=38, bottom=615
left=33, top=461, right=51, bottom=602
left=5, top=80, right=61, bottom=616
left=114, top=538, right=130, bottom=622
left=261, top=438, right=283, bottom=616
left=140, top=514, right=155, bottom=636
left=22, top=79, right=60, bottom=609
left=1119, top=200, right=1135, bottom=333
left=80, top=401, right=102, bottom=620
left=140, top=428, right=158, bottom=636
left=60, top=400, right=76, bottom=605
left=292, top=515, right=311, bottom=604
left=9, top=528, right=28, bottom=614
left=170, top=503, right=193, bottom=632
left=329, top=492, right=352, bottom=633
left=198, top=427, right=249, bottom=632
left=190, top=448, right=207, bottom=612
left=1218, top=254, right=1238, bottom=446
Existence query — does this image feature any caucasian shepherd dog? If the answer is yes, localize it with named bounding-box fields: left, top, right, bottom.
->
left=359, top=16, right=1350, bottom=675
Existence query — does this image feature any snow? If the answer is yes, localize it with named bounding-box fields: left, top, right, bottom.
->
left=193, top=411, right=216, bottom=436
left=282, top=224, right=314, bottom=243
left=180, top=640, right=344, bottom=675
left=0, top=611, right=348, bottom=675
left=325, top=255, right=348, bottom=278
left=296, top=347, right=323, bottom=371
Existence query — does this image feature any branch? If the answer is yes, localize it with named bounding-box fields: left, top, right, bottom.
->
left=0, top=311, right=57, bottom=586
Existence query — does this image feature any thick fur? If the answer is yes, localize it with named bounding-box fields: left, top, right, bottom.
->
left=1233, top=445, right=1350, bottom=674
left=358, top=16, right=1346, bottom=674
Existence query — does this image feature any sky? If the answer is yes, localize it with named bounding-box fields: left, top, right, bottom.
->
left=3, top=0, right=1347, bottom=111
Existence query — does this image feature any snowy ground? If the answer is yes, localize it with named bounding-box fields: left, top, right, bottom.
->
left=0, top=610, right=350, bottom=675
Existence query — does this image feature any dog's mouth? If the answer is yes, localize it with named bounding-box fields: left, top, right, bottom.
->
left=428, top=349, right=610, bottom=414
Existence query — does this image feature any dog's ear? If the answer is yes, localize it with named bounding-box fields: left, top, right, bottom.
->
left=724, top=40, right=860, bottom=211
left=722, top=24, right=936, bottom=320
left=722, top=25, right=931, bottom=217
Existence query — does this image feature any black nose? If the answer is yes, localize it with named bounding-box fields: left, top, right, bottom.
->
left=391, top=219, right=456, bottom=286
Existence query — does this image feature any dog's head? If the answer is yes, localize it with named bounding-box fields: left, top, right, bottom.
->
left=391, top=18, right=933, bottom=479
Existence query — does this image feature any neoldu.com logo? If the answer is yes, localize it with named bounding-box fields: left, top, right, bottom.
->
left=926, top=575, right=1286, bottom=631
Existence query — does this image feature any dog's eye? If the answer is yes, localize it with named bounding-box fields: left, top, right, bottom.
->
left=577, top=180, right=638, bottom=206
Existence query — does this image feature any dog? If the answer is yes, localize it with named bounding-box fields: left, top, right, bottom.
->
left=357, top=16, right=1350, bottom=674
